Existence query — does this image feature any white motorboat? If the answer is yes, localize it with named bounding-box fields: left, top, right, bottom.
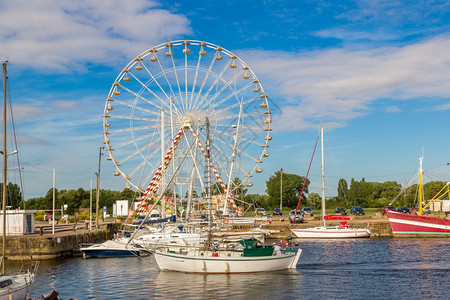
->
left=80, top=240, right=150, bottom=258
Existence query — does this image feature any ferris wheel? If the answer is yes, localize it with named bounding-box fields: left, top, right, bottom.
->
left=102, top=40, right=272, bottom=208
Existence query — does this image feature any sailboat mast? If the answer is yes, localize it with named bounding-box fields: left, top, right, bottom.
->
left=2, top=61, right=7, bottom=275
left=320, top=126, right=326, bottom=227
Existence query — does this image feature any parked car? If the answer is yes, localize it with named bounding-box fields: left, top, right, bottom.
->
left=382, top=206, right=396, bottom=214
left=289, top=210, right=304, bottom=223
left=350, top=206, right=365, bottom=215
left=301, top=207, right=314, bottom=216
left=255, top=207, right=267, bottom=216
left=334, top=207, right=347, bottom=215
left=397, top=207, right=411, bottom=214
left=273, top=208, right=282, bottom=216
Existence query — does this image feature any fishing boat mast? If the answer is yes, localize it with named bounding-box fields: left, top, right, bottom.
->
left=418, top=155, right=424, bottom=216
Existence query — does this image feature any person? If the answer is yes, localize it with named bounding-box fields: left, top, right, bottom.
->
left=272, top=242, right=282, bottom=256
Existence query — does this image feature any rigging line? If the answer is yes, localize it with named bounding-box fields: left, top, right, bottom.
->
left=291, top=129, right=320, bottom=227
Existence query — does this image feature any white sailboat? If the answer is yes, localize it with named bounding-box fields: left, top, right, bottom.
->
left=0, top=61, right=38, bottom=300
left=154, top=240, right=302, bottom=274
left=291, top=126, right=371, bottom=238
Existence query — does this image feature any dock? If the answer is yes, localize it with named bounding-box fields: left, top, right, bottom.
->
left=2, top=216, right=393, bottom=260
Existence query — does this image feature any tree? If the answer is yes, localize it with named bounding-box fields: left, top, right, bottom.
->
left=1, top=183, right=23, bottom=209
left=306, top=192, right=321, bottom=210
left=266, top=171, right=309, bottom=209
left=337, top=178, right=348, bottom=199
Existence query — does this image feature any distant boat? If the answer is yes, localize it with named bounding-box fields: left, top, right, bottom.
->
left=386, top=156, right=450, bottom=237
left=154, top=240, right=302, bottom=274
left=79, top=240, right=150, bottom=258
left=1, top=61, right=38, bottom=300
left=291, top=126, right=371, bottom=239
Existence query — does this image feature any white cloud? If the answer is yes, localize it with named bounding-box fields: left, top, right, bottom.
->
left=385, top=106, right=401, bottom=113
left=239, top=35, right=450, bottom=131
left=0, top=0, right=191, bottom=72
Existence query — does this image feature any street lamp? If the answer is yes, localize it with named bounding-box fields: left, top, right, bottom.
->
left=280, top=168, right=283, bottom=211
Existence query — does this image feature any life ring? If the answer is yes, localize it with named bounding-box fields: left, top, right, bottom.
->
left=223, top=218, right=229, bottom=225
left=278, top=240, right=288, bottom=250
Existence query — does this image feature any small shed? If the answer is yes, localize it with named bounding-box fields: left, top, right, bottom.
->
left=0, top=209, right=37, bottom=235
left=113, top=200, right=130, bottom=217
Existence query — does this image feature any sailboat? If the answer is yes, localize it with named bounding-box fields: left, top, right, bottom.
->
left=154, top=119, right=302, bottom=273
left=0, top=61, right=38, bottom=299
left=291, top=126, right=371, bottom=238
left=385, top=156, right=450, bottom=237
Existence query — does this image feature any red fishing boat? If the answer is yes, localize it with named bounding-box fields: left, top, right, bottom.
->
left=386, top=156, right=450, bottom=237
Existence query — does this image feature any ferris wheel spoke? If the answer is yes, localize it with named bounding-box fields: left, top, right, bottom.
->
left=212, top=111, right=264, bottom=122
left=110, top=115, right=158, bottom=122
left=208, top=130, right=259, bottom=163
left=189, top=52, right=218, bottom=112
left=118, top=81, right=165, bottom=112
left=113, top=132, right=161, bottom=150
left=212, top=96, right=259, bottom=116
left=188, top=45, right=206, bottom=111
left=192, top=60, right=236, bottom=112
left=112, top=98, right=162, bottom=117
left=195, top=69, right=247, bottom=113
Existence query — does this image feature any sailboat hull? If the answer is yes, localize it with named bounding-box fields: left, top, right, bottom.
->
left=386, top=211, right=450, bottom=237
left=291, top=226, right=371, bottom=238
left=154, top=249, right=302, bottom=274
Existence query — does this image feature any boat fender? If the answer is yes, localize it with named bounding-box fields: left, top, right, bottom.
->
left=278, top=240, right=288, bottom=250
left=223, top=218, right=229, bottom=225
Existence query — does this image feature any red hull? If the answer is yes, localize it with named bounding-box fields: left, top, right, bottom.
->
left=386, top=211, right=450, bottom=237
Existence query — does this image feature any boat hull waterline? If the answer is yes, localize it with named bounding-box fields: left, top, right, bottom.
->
left=386, top=211, right=450, bottom=237
left=154, top=249, right=302, bottom=274
left=291, top=227, right=371, bottom=238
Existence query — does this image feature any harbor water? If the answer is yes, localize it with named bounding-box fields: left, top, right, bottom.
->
left=9, top=238, right=449, bottom=299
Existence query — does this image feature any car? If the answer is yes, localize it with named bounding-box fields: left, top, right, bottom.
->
left=382, top=206, right=396, bottom=214
left=334, top=207, right=347, bottom=215
left=397, top=206, right=411, bottom=214
left=228, top=209, right=238, bottom=218
left=273, top=208, right=282, bottom=216
left=350, top=206, right=365, bottom=215
left=301, top=207, right=314, bottom=216
left=289, top=210, right=304, bottom=223
left=255, top=207, right=267, bottom=216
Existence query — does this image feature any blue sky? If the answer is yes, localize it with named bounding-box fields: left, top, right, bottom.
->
left=1, top=0, right=449, bottom=200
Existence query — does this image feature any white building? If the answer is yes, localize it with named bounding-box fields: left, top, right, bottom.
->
left=0, top=210, right=37, bottom=235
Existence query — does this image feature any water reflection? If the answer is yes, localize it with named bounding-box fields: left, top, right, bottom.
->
left=26, top=239, right=448, bottom=299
